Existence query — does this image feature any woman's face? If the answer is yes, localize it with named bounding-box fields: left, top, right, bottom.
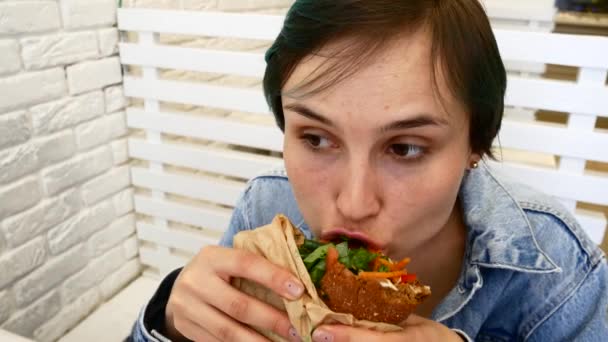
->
left=282, top=29, right=477, bottom=259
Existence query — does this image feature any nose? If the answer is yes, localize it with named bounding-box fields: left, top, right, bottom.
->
left=336, top=159, right=381, bottom=223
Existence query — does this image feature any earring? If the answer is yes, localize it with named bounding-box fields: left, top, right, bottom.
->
left=471, top=161, right=479, bottom=169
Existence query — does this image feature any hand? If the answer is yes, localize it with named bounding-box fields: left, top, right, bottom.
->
left=311, top=314, right=465, bottom=342
left=164, top=246, right=305, bottom=342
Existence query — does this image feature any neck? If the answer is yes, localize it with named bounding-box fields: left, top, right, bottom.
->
left=409, top=199, right=468, bottom=318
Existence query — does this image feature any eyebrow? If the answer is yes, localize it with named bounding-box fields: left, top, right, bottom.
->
left=284, top=103, right=447, bottom=132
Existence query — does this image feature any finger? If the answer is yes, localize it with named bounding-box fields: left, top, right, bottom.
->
left=312, top=325, right=405, bottom=342
left=205, top=246, right=305, bottom=300
left=188, top=301, right=268, bottom=342
left=403, top=313, right=428, bottom=326
left=200, top=276, right=299, bottom=341
left=174, top=317, right=222, bottom=342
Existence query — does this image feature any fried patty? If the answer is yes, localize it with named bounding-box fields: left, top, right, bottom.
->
left=319, top=247, right=431, bottom=325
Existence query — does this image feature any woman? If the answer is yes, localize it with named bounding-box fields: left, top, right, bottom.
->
left=130, top=1, right=608, bottom=341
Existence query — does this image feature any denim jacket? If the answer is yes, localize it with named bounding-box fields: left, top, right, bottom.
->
left=130, top=164, right=608, bottom=342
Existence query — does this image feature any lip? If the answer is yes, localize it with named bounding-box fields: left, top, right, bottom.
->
left=320, top=228, right=383, bottom=250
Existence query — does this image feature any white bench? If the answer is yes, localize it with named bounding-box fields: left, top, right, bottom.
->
left=117, top=7, right=608, bottom=277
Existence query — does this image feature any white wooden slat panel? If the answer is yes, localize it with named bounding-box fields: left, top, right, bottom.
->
left=506, top=76, right=608, bottom=117
left=502, top=60, right=546, bottom=75
left=128, top=139, right=283, bottom=180
left=482, top=0, right=556, bottom=22
left=495, top=30, right=608, bottom=69
left=131, top=167, right=246, bottom=207
left=121, top=33, right=608, bottom=76
left=134, top=195, right=232, bottom=231
left=139, top=31, right=173, bottom=275
left=117, top=8, right=282, bottom=40
left=139, top=246, right=189, bottom=273
left=125, top=75, right=608, bottom=119
left=120, top=33, right=608, bottom=76
left=575, top=210, right=608, bottom=245
left=123, top=77, right=269, bottom=114
left=498, top=119, right=608, bottom=163
left=126, top=108, right=283, bottom=152
left=137, top=222, right=218, bottom=254
left=488, top=162, right=608, bottom=206
left=490, top=22, right=554, bottom=33
left=119, top=43, right=266, bottom=78
left=118, top=10, right=607, bottom=69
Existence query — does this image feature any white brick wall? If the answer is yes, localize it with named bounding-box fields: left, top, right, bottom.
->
left=0, top=40, right=21, bottom=76
left=21, top=32, right=100, bottom=70
left=0, top=1, right=137, bottom=339
left=67, top=57, right=122, bottom=95
left=34, top=288, right=101, bottom=342
left=60, top=0, right=117, bottom=30
left=0, top=68, right=67, bottom=113
left=2, top=291, right=61, bottom=338
left=0, top=2, right=62, bottom=34
left=0, top=111, right=31, bottom=151
left=31, top=91, right=105, bottom=135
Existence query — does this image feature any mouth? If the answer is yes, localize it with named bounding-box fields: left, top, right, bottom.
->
left=320, top=228, right=383, bottom=250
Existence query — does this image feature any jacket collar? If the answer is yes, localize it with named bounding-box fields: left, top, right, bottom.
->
left=459, top=163, right=561, bottom=274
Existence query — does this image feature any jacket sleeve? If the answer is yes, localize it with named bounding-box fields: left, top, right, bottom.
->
left=526, top=257, right=608, bottom=342
left=126, top=193, right=251, bottom=341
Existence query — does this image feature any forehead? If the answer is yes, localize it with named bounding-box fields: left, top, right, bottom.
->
left=283, top=29, right=464, bottom=123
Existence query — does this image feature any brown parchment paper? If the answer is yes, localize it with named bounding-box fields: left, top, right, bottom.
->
left=231, top=214, right=403, bottom=341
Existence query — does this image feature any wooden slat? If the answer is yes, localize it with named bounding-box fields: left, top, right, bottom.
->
left=139, top=246, right=189, bottom=273
left=119, top=43, right=265, bottom=77
left=136, top=222, right=218, bottom=254
left=125, top=75, right=608, bottom=118
left=505, top=75, right=608, bottom=117
left=495, top=30, right=608, bottom=69
left=128, top=139, right=282, bottom=180
left=497, top=119, right=608, bottom=163
left=574, top=210, right=607, bottom=245
left=134, top=195, right=232, bottom=231
left=118, top=8, right=608, bottom=70
left=121, top=32, right=608, bottom=76
left=126, top=108, right=283, bottom=152
left=117, top=8, right=282, bottom=40
left=131, top=167, right=246, bottom=207
left=482, top=0, right=556, bottom=22
left=502, top=60, right=546, bottom=75
left=488, top=161, right=608, bottom=206
left=123, top=76, right=269, bottom=114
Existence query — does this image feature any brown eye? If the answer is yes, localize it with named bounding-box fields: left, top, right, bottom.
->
left=389, top=144, right=423, bottom=159
left=304, top=134, right=321, bottom=147
left=302, top=134, right=333, bottom=149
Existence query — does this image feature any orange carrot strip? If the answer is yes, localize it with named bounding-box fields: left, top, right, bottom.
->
left=358, top=270, right=407, bottom=279
left=393, top=257, right=411, bottom=270
left=372, top=257, right=381, bottom=272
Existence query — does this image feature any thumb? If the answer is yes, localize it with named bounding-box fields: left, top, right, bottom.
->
left=312, top=324, right=403, bottom=342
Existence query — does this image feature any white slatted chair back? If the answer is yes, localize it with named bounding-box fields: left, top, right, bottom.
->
left=117, top=8, right=608, bottom=276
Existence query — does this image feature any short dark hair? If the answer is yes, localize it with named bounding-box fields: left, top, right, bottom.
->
left=263, top=0, right=507, bottom=158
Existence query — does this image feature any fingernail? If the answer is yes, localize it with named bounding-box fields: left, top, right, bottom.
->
left=288, top=326, right=301, bottom=342
left=285, top=280, right=304, bottom=298
left=312, top=328, right=333, bottom=342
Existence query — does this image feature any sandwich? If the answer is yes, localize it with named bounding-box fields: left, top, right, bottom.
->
left=297, top=237, right=431, bottom=325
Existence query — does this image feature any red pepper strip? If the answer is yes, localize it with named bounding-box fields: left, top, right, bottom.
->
left=400, top=274, right=417, bottom=283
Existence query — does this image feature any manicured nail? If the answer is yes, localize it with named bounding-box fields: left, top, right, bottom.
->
left=288, top=326, right=301, bottom=342
left=312, top=328, right=333, bottom=342
left=285, top=280, right=304, bottom=298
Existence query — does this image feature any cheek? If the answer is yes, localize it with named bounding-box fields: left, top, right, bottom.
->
left=283, top=136, right=334, bottom=231
left=381, top=152, right=466, bottom=226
